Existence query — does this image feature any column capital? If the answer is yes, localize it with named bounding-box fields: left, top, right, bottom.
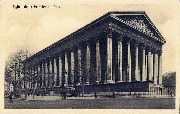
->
left=117, top=33, right=124, bottom=40
left=77, top=45, right=82, bottom=49
left=86, top=41, right=91, bottom=46
left=141, top=46, right=146, bottom=50
left=135, top=43, right=139, bottom=48
left=147, top=47, right=152, bottom=52
left=126, top=40, right=131, bottom=45
left=126, top=38, right=133, bottom=44
left=150, top=48, right=157, bottom=54
left=153, top=49, right=162, bottom=55
left=157, top=49, right=162, bottom=55
left=107, top=32, right=113, bottom=38
left=117, top=37, right=122, bottom=41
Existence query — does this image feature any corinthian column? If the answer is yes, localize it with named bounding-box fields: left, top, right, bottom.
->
left=78, top=47, right=82, bottom=85
left=117, top=37, right=122, bottom=82
left=54, top=58, right=57, bottom=86
left=135, top=44, right=139, bottom=81
left=96, top=40, right=101, bottom=83
left=49, top=60, right=52, bottom=87
left=145, top=55, right=148, bottom=80
left=106, top=33, right=114, bottom=83
left=158, top=51, right=162, bottom=85
left=127, top=41, right=131, bottom=82
left=56, top=58, right=59, bottom=86
left=47, top=61, right=50, bottom=86
left=153, top=53, right=157, bottom=84
left=41, top=63, right=44, bottom=87
left=44, top=62, right=47, bottom=86
left=142, top=46, right=146, bottom=81
left=59, top=56, right=62, bottom=86
left=86, top=43, right=91, bottom=84
left=39, top=63, right=42, bottom=88
left=64, top=53, right=68, bottom=86
left=151, top=52, right=154, bottom=81
left=148, top=50, right=152, bottom=81
left=71, top=51, right=75, bottom=85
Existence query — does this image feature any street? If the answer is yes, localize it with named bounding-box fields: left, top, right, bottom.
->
left=4, top=96, right=175, bottom=109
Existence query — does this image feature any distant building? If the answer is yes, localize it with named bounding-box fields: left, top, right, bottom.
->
left=23, top=12, right=166, bottom=95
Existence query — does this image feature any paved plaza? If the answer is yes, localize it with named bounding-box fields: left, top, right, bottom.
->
left=4, top=95, right=175, bottom=109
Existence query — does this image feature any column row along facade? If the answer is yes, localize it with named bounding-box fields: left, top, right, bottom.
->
left=25, top=32, right=162, bottom=89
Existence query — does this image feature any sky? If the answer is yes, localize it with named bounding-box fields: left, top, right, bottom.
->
left=1, top=1, right=179, bottom=75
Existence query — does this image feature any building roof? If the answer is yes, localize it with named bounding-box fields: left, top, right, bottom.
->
left=24, top=11, right=166, bottom=64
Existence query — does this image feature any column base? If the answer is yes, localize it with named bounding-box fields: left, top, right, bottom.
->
left=95, top=81, right=100, bottom=84
left=85, top=82, right=90, bottom=85
left=106, top=80, right=115, bottom=84
left=77, top=83, right=81, bottom=86
left=116, top=81, right=123, bottom=83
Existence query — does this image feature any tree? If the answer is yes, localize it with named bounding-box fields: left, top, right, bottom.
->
left=4, top=48, right=32, bottom=97
left=162, top=72, right=176, bottom=95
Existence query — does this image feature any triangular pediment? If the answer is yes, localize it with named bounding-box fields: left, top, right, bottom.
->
left=109, top=12, right=166, bottom=44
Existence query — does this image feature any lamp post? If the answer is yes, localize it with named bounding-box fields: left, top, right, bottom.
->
left=23, top=61, right=30, bottom=100
left=14, top=62, right=18, bottom=97
left=82, top=76, right=85, bottom=97
left=81, top=72, right=85, bottom=97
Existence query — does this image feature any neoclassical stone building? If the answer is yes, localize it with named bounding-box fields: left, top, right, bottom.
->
left=23, top=11, right=166, bottom=95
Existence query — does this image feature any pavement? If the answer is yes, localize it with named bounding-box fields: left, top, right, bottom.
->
left=24, top=94, right=175, bottom=101
left=26, top=95, right=61, bottom=101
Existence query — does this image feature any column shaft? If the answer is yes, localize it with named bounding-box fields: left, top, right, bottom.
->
left=59, top=56, right=62, bottom=86
left=96, top=41, right=101, bottom=83
left=86, top=44, right=91, bottom=84
left=78, top=48, right=82, bottom=85
left=40, top=63, right=44, bottom=87
left=71, top=52, right=75, bottom=85
left=142, top=48, right=146, bottom=81
left=67, top=52, right=72, bottom=85
left=65, top=53, right=68, bottom=85
left=106, top=34, right=114, bottom=83
left=148, top=51, right=152, bottom=81
left=34, top=66, right=37, bottom=89
left=135, top=45, right=139, bottom=81
left=151, top=53, right=154, bottom=81
left=117, top=39, right=122, bottom=82
left=158, top=53, right=162, bottom=85
left=49, top=60, right=52, bottom=87
left=154, top=53, right=158, bottom=84
left=145, top=55, right=148, bottom=81
left=43, top=62, right=46, bottom=86
left=56, top=58, right=59, bottom=86
left=38, top=64, right=41, bottom=87
left=54, top=58, right=57, bottom=86
left=127, top=42, right=131, bottom=82
left=51, top=59, right=54, bottom=86
left=61, top=54, right=65, bottom=86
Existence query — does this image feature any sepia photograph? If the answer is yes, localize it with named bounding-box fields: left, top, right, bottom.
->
left=1, top=0, right=179, bottom=114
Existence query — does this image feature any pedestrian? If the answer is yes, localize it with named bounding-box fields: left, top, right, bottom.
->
left=112, top=91, right=115, bottom=98
left=8, top=92, right=13, bottom=103
left=95, top=92, right=97, bottom=98
left=170, top=92, right=173, bottom=97
left=63, top=91, right=66, bottom=99
left=41, top=92, right=44, bottom=97
left=28, top=91, right=30, bottom=96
